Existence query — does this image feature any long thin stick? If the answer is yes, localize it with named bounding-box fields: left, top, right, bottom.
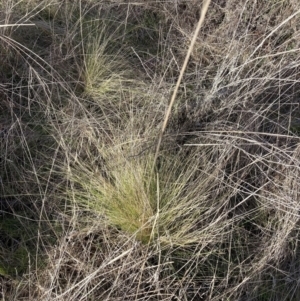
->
left=151, top=0, right=211, bottom=174
left=0, top=24, right=34, bottom=28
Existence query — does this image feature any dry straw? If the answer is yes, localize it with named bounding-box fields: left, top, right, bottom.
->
left=152, top=0, right=212, bottom=175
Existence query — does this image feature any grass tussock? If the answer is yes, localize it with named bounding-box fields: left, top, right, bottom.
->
left=1, top=0, right=300, bottom=300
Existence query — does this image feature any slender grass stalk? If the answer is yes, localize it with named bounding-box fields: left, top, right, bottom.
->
left=151, top=0, right=212, bottom=176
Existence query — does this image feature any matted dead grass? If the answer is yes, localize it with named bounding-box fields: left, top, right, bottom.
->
left=1, top=0, right=300, bottom=300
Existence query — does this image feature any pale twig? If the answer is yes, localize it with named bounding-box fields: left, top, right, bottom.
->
left=151, top=0, right=211, bottom=175
left=0, top=24, right=34, bottom=27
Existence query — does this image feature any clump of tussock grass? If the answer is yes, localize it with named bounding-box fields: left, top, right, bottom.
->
left=62, top=0, right=212, bottom=248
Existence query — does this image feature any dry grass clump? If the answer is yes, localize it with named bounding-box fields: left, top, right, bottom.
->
left=1, top=0, right=300, bottom=300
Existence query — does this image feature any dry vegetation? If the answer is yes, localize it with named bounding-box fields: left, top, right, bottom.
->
left=1, top=0, right=300, bottom=300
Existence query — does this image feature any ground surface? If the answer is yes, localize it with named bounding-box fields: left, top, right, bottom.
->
left=1, top=1, right=300, bottom=300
